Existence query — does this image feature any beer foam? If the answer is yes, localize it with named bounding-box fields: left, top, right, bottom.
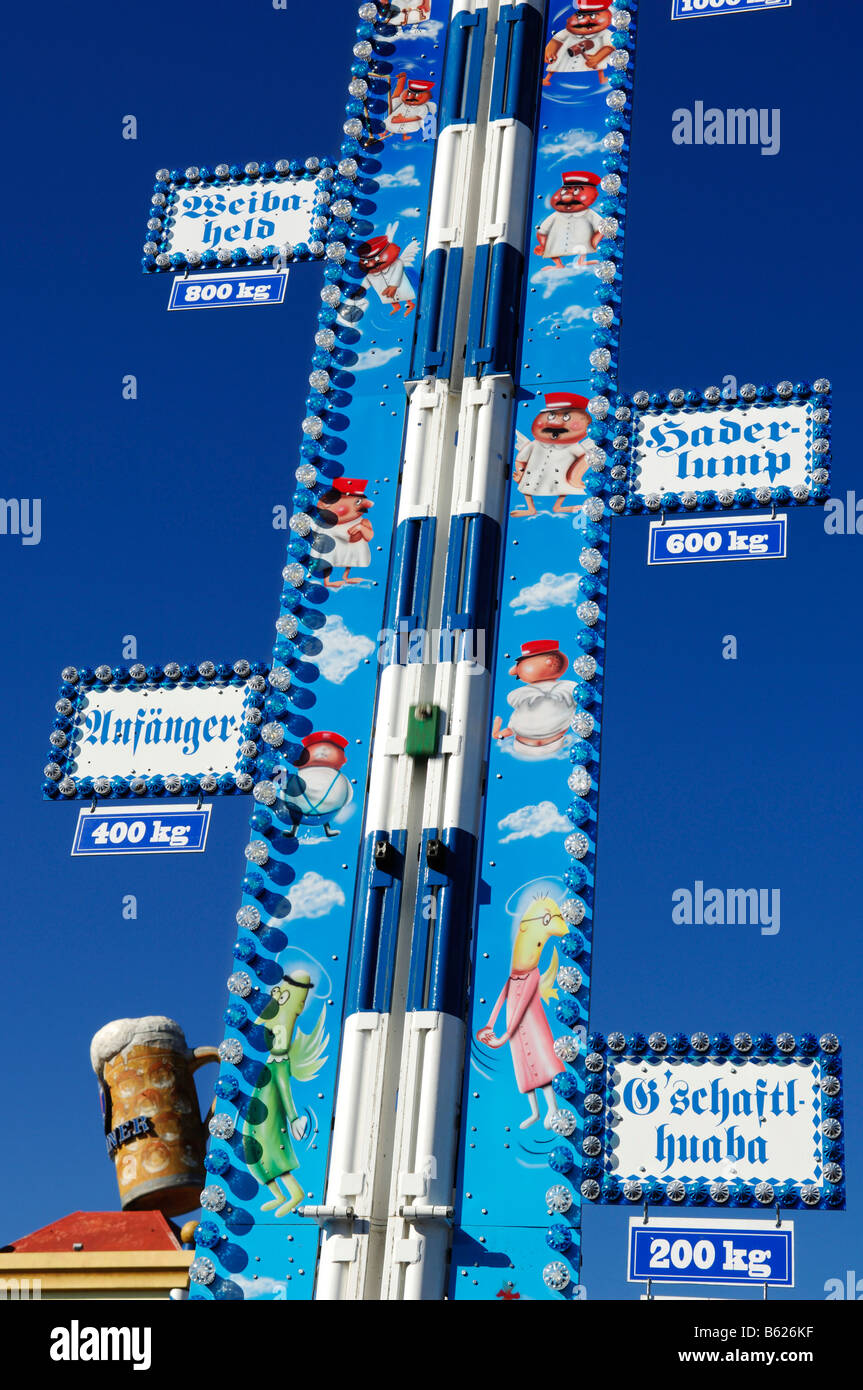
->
left=89, top=1016, right=187, bottom=1077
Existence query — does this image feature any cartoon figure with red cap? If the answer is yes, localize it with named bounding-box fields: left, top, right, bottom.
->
left=310, top=478, right=374, bottom=588
left=492, top=640, right=578, bottom=760
left=389, top=0, right=431, bottom=27
left=281, top=732, right=353, bottom=838
left=357, top=223, right=420, bottom=317
left=543, top=3, right=614, bottom=86
left=535, top=171, right=603, bottom=268
left=385, top=74, right=437, bottom=141
left=512, top=392, right=590, bottom=517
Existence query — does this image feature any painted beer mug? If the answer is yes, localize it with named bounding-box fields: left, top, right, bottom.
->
left=90, top=1016, right=219, bottom=1217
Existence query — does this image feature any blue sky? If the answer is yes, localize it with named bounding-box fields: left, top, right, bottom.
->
left=1, top=0, right=857, bottom=1300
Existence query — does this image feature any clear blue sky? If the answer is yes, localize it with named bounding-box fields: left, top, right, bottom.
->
left=1, top=0, right=857, bottom=1300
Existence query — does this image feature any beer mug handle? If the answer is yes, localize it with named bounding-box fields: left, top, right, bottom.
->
left=189, top=1045, right=220, bottom=1072
left=189, top=1046, right=221, bottom=1126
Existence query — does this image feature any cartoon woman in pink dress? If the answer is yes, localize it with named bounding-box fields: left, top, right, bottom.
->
left=477, top=894, right=568, bottom=1129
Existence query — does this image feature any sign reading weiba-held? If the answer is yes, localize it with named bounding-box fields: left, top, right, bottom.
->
left=72, top=806, right=211, bottom=856
left=168, top=270, right=287, bottom=311
left=583, top=1033, right=845, bottom=1209
left=628, top=1217, right=794, bottom=1288
left=672, top=0, right=792, bottom=17
left=141, top=164, right=335, bottom=273
left=648, top=514, right=787, bottom=565
left=161, top=177, right=319, bottom=261
left=43, top=663, right=269, bottom=799
left=630, top=400, right=821, bottom=501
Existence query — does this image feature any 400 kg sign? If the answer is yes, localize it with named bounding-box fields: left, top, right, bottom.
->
left=71, top=806, right=211, bottom=856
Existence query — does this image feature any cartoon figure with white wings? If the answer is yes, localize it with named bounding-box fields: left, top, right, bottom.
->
left=384, top=74, right=437, bottom=142
left=389, top=1, right=432, bottom=27
left=357, top=224, right=421, bottom=317
left=243, top=970, right=328, bottom=1216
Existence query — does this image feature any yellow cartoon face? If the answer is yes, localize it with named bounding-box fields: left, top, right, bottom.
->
left=511, top=896, right=569, bottom=972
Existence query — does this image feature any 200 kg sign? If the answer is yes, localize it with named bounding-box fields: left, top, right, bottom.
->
left=628, top=1219, right=794, bottom=1288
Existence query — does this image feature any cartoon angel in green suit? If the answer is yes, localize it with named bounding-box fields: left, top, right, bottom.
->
left=242, top=969, right=328, bottom=1217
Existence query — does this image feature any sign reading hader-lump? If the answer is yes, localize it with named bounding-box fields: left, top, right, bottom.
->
left=630, top=400, right=819, bottom=499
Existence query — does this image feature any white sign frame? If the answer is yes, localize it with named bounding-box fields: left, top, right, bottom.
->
left=160, top=174, right=325, bottom=264
left=630, top=400, right=816, bottom=500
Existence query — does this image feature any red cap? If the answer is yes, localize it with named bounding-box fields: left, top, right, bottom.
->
left=407, top=80, right=435, bottom=94
left=302, top=731, right=348, bottom=750
left=331, top=477, right=368, bottom=495
left=359, top=235, right=389, bottom=255
left=518, top=641, right=561, bottom=660
left=576, top=1, right=608, bottom=11
left=562, top=170, right=601, bottom=187
left=543, top=392, right=589, bottom=411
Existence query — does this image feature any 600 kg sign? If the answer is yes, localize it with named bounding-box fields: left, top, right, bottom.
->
left=648, top=515, right=787, bottom=566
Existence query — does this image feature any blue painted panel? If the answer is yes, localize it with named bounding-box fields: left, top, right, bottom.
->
left=192, top=0, right=451, bottom=1301
left=439, top=9, right=488, bottom=130
left=490, top=4, right=545, bottom=128
left=466, top=240, right=524, bottom=376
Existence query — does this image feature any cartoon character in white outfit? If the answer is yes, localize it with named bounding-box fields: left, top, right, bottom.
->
left=385, top=74, right=437, bottom=141
left=389, top=1, right=431, bottom=26
left=544, top=3, right=614, bottom=86
left=512, top=392, right=590, bottom=517
left=281, top=732, right=353, bottom=838
left=493, top=641, right=579, bottom=760
left=357, top=225, right=420, bottom=317
left=310, top=477, right=374, bottom=587
left=535, top=170, right=603, bottom=268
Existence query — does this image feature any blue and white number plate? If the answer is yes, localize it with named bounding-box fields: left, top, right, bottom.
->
left=628, top=1218, right=794, bottom=1288
left=168, top=270, right=287, bottom=311
left=72, top=805, right=211, bottom=856
left=672, top=0, right=791, bottom=19
left=648, top=513, right=787, bottom=565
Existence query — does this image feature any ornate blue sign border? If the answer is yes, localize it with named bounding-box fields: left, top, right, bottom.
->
left=574, top=1030, right=845, bottom=1212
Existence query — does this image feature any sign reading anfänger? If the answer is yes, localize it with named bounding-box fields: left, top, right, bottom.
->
left=72, top=684, right=251, bottom=779
left=43, top=664, right=269, bottom=798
